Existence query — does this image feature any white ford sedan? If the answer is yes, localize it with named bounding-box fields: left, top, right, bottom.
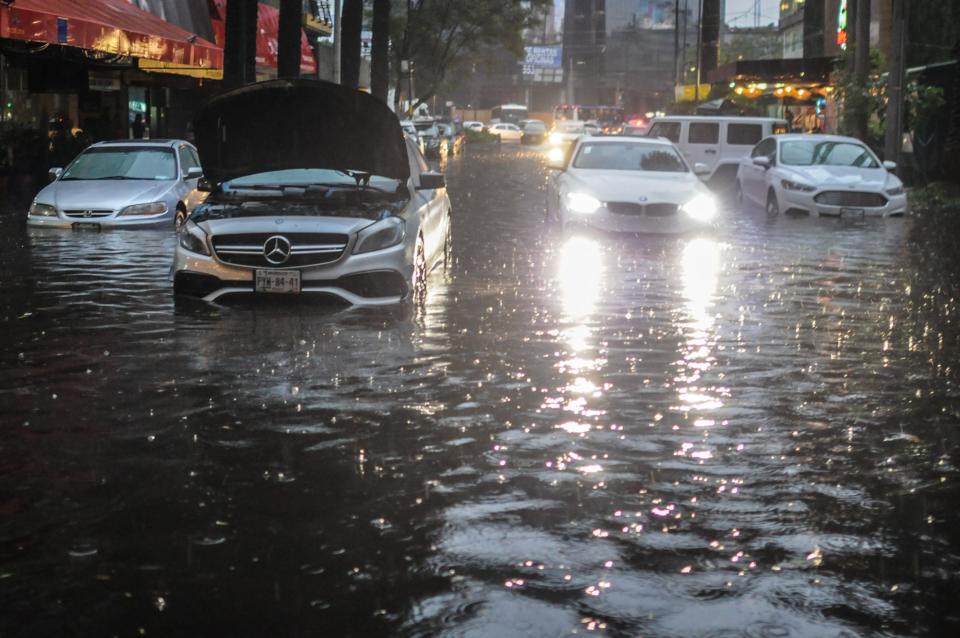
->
left=546, top=136, right=718, bottom=234
left=736, top=134, right=908, bottom=217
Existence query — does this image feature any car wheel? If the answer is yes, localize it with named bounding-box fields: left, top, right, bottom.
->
left=766, top=190, right=780, bottom=216
left=175, top=206, right=187, bottom=229
left=412, top=233, right=427, bottom=303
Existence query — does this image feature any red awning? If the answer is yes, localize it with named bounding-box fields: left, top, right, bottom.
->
left=0, top=0, right=222, bottom=70
left=209, top=1, right=317, bottom=76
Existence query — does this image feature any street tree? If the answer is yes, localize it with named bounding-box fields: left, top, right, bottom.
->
left=341, top=0, right=364, bottom=89
left=391, top=0, right=552, bottom=114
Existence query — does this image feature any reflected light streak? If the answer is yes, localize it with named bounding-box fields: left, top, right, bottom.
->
left=558, top=236, right=603, bottom=319
left=681, top=237, right=721, bottom=331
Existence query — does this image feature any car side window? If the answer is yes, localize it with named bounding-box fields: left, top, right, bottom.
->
left=406, top=138, right=428, bottom=174
left=648, top=122, right=680, bottom=143
left=178, top=145, right=199, bottom=176
left=727, top=123, right=762, bottom=146
left=751, top=137, right=775, bottom=159
left=688, top=122, right=719, bottom=144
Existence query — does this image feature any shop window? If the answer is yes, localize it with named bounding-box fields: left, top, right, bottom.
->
left=688, top=122, right=719, bottom=144
left=726, top=123, right=762, bottom=146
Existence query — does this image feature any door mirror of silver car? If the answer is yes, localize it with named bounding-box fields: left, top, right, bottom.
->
left=752, top=156, right=771, bottom=169
left=186, top=166, right=204, bottom=180
left=693, top=162, right=711, bottom=176
left=883, top=160, right=897, bottom=171
left=418, top=171, right=445, bottom=190
left=197, top=177, right=215, bottom=192
left=48, top=167, right=63, bottom=182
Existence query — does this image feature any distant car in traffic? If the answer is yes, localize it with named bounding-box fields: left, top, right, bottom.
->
left=546, top=136, right=717, bottom=234
left=521, top=120, right=548, bottom=145
left=400, top=120, right=425, bottom=155
left=463, top=120, right=485, bottom=132
left=736, top=134, right=908, bottom=218
left=173, top=79, right=452, bottom=305
left=413, top=118, right=444, bottom=158
left=437, top=122, right=465, bottom=155
left=548, top=120, right=592, bottom=148
left=27, top=139, right=206, bottom=229
left=489, top=123, right=522, bottom=142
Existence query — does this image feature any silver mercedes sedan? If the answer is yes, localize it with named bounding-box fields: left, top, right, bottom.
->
left=26, top=139, right=207, bottom=230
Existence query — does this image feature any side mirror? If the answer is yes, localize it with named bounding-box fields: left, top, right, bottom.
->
left=186, top=166, right=203, bottom=180
left=752, top=156, right=771, bottom=169
left=883, top=160, right=897, bottom=171
left=197, top=177, right=215, bottom=192
left=693, top=162, right=711, bottom=176
left=48, top=167, right=63, bottom=182
left=418, top=171, right=445, bottom=190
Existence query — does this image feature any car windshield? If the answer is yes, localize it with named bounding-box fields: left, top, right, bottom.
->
left=572, top=142, right=687, bottom=172
left=524, top=121, right=546, bottom=131
left=61, top=147, right=177, bottom=181
left=780, top=140, right=880, bottom=168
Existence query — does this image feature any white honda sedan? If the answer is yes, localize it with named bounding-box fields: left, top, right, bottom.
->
left=736, top=134, right=908, bottom=217
left=489, top=123, right=522, bottom=142
left=546, top=136, right=718, bottom=234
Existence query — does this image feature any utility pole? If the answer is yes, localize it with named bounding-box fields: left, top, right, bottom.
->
left=695, top=0, right=704, bottom=102
left=224, top=0, right=257, bottom=89
left=333, top=0, right=341, bottom=83
left=674, top=0, right=681, bottom=91
left=884, top=0, right=908, bottom=164
left=853, top=0, right=870, bottom=140
left=277, top=0, right=302, bottom=79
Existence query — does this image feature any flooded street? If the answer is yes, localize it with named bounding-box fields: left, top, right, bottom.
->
left=2, top=145, right=959, bottom=637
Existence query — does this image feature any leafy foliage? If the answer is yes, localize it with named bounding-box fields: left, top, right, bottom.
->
left=391, top=0, right=552, bottom=112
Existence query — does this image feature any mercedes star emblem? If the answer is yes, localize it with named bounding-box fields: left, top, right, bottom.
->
left=263, top=235, right=292, bottom=265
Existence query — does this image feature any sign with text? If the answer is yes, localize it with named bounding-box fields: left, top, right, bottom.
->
left=523, top=46, right=563, bottom=71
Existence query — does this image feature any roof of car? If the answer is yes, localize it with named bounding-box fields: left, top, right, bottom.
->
left=91, top=139, right=187, bottom=148
left=651, top=115, right=787, bottom=123
left=773, top=133, right=864, bottom=144
left=579, top=136, right=675, bottom=147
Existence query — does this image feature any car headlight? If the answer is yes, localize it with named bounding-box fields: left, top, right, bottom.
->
left=178, top=221, right=210, bottom=256
left=566, top=192, right=602, bottom=214
left=886, top=185, right=905, bottom=196
left=120, top=201, right=167, bottom=216
left=549, top=133, right=563, bottom=145
left=29, top=202, right=57, bottom=217
left=682, top=193, right=717, bottom=222
left=353, top=216, right=406, bottom=254
left=781, top=179, right=816, bottom=192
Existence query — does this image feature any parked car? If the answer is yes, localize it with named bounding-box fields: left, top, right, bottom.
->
left=463, top=120, right=485, bottom=133
left=645, top=115, right=788, bottom=193
left=546, top=135, right=717, bottom=234
left=173, top=79, right=452, bottom=305
left=489, top=123, right=523, bottom=142
left=521, top=119, right=548, bottom=145
left=27, top=139, right=206, bottom=229
left=736, top=133, right=908, bottom=218
left=437, top=122, right=465, bottom=155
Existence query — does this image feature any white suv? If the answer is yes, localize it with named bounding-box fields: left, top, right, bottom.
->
left=645, top=116, right=788, bottom=193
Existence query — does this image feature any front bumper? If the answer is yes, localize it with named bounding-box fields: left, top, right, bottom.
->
left=562, top=207, right=714, bottom=235
left=27, top=211, right=172, bottom=229
left=780, top=190, right=909, bottom=218
left=173, top=240, right=412, bottom=306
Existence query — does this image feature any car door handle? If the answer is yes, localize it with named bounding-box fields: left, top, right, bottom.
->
left=704, top=149, right=717, bottom=155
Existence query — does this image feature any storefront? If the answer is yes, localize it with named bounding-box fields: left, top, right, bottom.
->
left=705, top=57, right=838, bottom=133
left=0, top=0, right=222, bottom=186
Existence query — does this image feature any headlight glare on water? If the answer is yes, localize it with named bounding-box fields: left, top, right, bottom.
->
left=682, top=193, right=717, bottom=222
left=566, top=192, right=602, bottom=215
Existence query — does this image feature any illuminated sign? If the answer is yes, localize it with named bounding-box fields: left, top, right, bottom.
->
left=837, top=0, right=848, bottom=50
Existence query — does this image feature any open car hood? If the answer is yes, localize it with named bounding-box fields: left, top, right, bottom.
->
left=195, top=79, right=409, bottom=185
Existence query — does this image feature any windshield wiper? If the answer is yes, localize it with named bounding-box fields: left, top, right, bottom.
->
left=63, top=175, right=141, bottom=180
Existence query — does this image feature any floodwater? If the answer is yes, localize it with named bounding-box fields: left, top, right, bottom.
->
left=2, top=145, right=959, bottom=637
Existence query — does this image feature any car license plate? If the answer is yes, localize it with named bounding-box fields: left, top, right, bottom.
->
left=71, top=222, right=101, bottom=231
left=840, top=207, right=865, bottom=217
left=255, top=269, right=301, bottom=294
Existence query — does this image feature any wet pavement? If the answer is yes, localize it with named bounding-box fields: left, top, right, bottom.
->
left=2, top=145, right=960, bottom=637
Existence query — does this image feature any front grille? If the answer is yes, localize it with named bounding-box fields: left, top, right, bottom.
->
left=211, top=232, right=349, bottom=268
left=605, top=201, right=678, bottom=216
left=814, top=191, right=887, bottom=207
left=63, top=209, right=113, bottom=218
